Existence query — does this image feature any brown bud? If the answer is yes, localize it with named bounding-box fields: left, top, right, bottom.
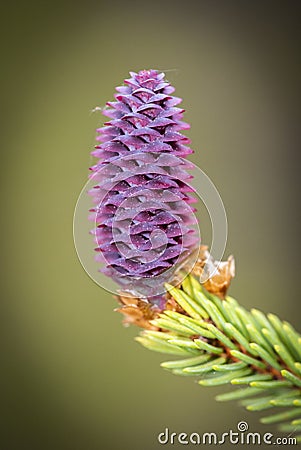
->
left=191, top=246, right=235, bottom=299
left=116, top=293, right=161, bottom=330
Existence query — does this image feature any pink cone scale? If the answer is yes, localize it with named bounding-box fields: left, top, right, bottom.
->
left=88, top=70, right=200, bottom=297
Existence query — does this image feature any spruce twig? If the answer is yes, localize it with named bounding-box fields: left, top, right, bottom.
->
left=136, top=275, right=301, bottom=442
left=84, top=69, right=301, bottom=443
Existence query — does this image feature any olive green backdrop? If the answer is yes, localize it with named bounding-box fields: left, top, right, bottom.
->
left=2, top=1, right=300, bottom=449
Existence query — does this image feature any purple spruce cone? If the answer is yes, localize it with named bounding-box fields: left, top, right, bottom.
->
left=88, top=70, right=199, bottom=297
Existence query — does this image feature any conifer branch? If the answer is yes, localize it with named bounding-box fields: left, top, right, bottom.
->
left=136, top=274, right=301, bottom=442
left=83, top=69, right=301, bottom=443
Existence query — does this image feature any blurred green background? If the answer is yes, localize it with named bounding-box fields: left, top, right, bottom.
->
left=1, top=1, right=300, bottom=449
